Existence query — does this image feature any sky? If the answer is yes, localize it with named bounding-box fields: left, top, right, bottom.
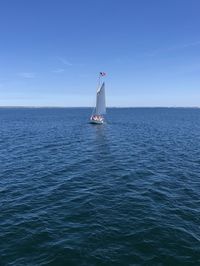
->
left=0, top=0, right=200, bottom=107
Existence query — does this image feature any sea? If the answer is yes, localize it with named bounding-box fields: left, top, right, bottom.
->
left=0, top=107, right=200, bottom=266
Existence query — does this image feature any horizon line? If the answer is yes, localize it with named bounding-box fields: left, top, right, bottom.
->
left=0, top=106, right=199, bottom=109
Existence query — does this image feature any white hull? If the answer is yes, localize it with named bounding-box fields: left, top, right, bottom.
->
left=90, top=118, right=104, bottom=124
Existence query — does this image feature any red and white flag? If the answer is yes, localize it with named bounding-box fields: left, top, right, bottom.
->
left=100, top=72, right=106, bottom=76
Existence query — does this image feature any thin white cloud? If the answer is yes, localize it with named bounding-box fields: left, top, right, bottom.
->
left=56, top=56, right=72, bottom=66
left=18, top=72, right=35, bottom=78
left=147, top=40, right=200, bottom=57
left=179, top=40, right=200, bottom=49
left=52, top=68, right=65, bottom=73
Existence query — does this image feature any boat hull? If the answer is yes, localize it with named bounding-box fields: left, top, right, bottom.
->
left=89, top=119, right=104, bottom=124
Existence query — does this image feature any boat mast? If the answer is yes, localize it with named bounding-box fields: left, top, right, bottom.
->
left=97, top=72, right=102, bottom=91
left=91, top=73, right=102, bottom=116
left=91, top=72, right=106, bottom=117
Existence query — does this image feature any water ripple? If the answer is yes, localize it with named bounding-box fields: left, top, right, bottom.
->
left=0, top=108, right=200, bottom=265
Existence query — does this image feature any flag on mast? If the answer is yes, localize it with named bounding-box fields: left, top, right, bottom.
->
left=100, top=72, right=106, bottom=76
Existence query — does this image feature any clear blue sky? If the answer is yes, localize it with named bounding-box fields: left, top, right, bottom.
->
left=0, top=0, right=200, bottom=107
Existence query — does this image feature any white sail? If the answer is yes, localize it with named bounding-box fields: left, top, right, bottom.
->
left=95, top=82, right=106, bottom=115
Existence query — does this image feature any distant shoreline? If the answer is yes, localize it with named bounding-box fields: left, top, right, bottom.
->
left=0, top=106, right=199, bottom=109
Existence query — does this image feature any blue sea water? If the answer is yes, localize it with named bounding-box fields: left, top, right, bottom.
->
left=0, top=107, right=200, bottom=266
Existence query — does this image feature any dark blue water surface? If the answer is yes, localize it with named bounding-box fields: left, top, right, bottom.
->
left=0, top=108, right=200, bottom=266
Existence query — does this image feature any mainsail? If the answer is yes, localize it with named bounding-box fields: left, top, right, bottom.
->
left=95, top=82, right=106, bottom=115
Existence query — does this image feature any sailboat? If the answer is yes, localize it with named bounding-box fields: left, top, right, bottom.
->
left=90, top=72, right=106, bottom=124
